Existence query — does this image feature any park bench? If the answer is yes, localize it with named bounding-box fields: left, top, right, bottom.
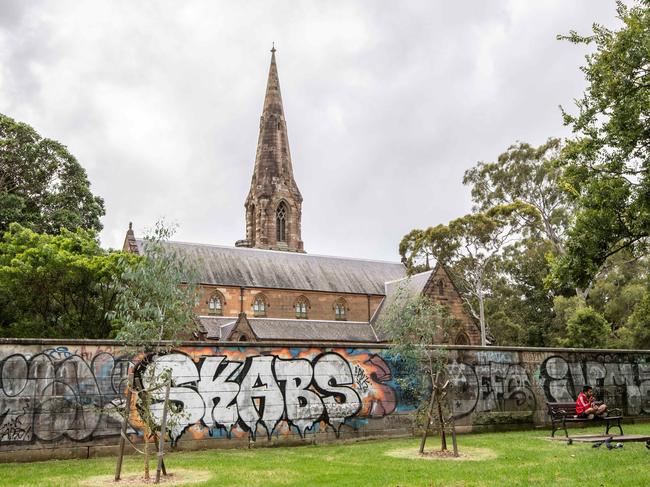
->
left=547, top=402, right=623, bottom=438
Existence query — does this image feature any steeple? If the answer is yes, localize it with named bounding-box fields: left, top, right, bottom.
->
left=236, top=46, right=304, bottom=252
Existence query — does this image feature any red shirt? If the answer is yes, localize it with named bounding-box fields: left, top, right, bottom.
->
left=576, top=392, right=592, bottom=414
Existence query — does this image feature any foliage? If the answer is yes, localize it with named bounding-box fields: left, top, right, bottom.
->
left=483, top=238, right=559, bottom=347
left=559, top=306, right=611, bottom=349
left=110, top=221, right=199, bottom=347
left=626, top=290, right=650, bottom=348
left=377, top=287, right=455, bottom=452
left=555, top=1, right=650, bottom=290
left=0, top=113, right=105, bottom=234
left=463, top=138, right=572, bottom=253
left=400, top=203, right=536, bottom=346
left=0, top=223, right=134, bottom=338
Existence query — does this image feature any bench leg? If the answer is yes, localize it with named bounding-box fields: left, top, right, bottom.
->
left=562, top=418, right=568, bottom=438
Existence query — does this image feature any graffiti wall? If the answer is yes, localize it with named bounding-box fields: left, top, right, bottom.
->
left=0, top=340, right=648, bottom=461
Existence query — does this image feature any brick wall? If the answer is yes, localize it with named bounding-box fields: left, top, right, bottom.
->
left=424, top=266, right=482, bottom=345
left=196, top=285, right=384, bottom=322
left=0, top=339, right=648, bottom=462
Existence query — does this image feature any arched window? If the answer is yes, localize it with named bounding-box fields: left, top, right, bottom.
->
left=455, top=332, right=470, bottom=345
left=276, top=202, right=287, bottom=242
left=294, top=296, right=309, bottom=319
left=208, top=292, right=224, bottom=316
left=334, top=298, right=347, bottom=321
left=252, top=295, right=267, bottom=317
left=239, top=334, right=249, bottom=341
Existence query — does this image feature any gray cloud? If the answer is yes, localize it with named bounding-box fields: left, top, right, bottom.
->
left=0, top=0, right=621, bottom=260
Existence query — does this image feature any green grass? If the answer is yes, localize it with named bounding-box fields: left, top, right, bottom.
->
left=2, top=424, right=650, bottom=486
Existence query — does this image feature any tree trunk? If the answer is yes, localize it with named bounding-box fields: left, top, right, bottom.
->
left=478, top=283, right=487, bottom=347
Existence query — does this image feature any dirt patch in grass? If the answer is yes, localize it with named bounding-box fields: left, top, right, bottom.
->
left=79, top=468, right=212, bottom=486
left=385, top=446, right=497, bottom=462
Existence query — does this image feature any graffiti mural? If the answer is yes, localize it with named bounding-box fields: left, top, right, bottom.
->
left=0, top=345, right=398, bottom=447
left=0, top=342, right=649, bottom=460
left=0, top=349, right=129, bottom=444
left=447, top=351, right=536, bottom=419
left=141, top=351, right=397, bottom=442
left=539, top=355, right=650, bottom=415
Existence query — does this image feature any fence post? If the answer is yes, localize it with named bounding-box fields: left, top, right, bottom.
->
left=115, top=370, right=134, bottom=481
left=155, top=379, right=172, bottom=484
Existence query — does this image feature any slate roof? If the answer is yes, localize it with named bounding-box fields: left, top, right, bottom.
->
left=244, top=318, right=379, bottom=342
left=136, top=240, right=406, bottom=295
left=198, top=316, right=238, bottom=340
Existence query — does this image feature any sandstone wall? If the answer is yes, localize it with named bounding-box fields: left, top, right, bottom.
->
left=0, top=339, right=648, bottom=462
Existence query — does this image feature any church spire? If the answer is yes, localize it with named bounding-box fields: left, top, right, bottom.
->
left=236, top=47, right=304, bottom=253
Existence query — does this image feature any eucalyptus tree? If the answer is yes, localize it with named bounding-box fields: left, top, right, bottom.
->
left=400, top=203, right=536, bottom=346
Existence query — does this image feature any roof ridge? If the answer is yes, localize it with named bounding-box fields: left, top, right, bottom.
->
left=384, top=269, right=433, bottom=285
left=138, top=238, right=404, bottom=266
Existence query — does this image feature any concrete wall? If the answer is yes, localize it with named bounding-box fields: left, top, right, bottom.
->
left=0, top=339, right=648, bottom=462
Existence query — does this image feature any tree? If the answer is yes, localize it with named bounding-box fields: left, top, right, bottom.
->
left=377, top=287, right=457, bottom=455
left=483, top=238, right=559, bottom=347
left=400, top=203, right=536, bottom=346
left=0, top=113, right=105, bottom=234
left=0, top=223, right=133, bottom=338
left=110, top=221, right=199, bottom=482
left=560, top=306, right=611, bottom=349
left=626, top=291, right=650, bottom=348
left=555, top=1, right=650, bottom=290
left=458, top=140, right=580, bottom=346
left=463, top=138, right=572, bottom=255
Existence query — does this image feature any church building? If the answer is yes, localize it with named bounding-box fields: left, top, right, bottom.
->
left=123, top=48, right=480, bottom=346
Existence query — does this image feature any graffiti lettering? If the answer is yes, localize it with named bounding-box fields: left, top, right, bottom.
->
left=448, top=356, right=536, bottom=419
left=144, top=352, right=363, bottom=442
left=539, top=356, right=650, bottom=415
left=0, top=350, right=129, bottom=444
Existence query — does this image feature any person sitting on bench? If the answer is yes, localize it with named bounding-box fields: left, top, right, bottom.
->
left=576, top=385, right=607, bottom=419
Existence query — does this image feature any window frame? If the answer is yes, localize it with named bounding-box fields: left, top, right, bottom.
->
left=294, top=295, right=309, bottom=319
left=334, top=298, right=347, bottom=321
left=207, top=291, right=225, bottom=316
left=252, top=294, right=268, bottom=317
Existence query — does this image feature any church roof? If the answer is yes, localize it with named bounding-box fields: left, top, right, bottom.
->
left=246, top=318, right=378, bottom=342
left=372, top=269, right=434, bottom=340
left=237, top=317, right=378, bottom=343
left=197, top=316, right=238, bottom=340
left=136, top=239, right=406, bottom=295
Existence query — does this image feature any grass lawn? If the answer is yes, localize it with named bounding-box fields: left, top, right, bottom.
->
left=2, top=424, right=650, bottom=486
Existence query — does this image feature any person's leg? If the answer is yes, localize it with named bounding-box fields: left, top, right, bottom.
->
left=596, top=404, right=607, bottom=415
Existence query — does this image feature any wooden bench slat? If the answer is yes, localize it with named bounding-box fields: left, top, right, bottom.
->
left=545, top=401, right=623, bottom=438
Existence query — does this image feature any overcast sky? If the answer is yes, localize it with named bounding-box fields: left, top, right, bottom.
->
left=0, top=1, right=623, bottom=261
